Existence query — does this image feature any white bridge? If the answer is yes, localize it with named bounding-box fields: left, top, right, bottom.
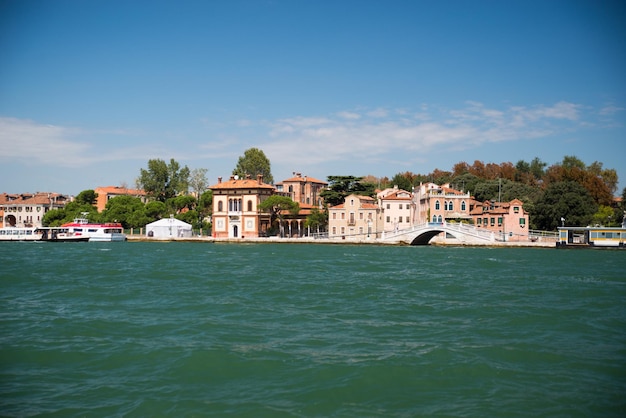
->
left=380, top=222, right=498, bottom=245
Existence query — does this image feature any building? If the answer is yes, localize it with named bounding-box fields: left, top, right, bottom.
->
left=209, top=174, right=275, bottom=238
left=412, top=182, right=471, bottom=224
left=0, top=192, right=70, bottom=228
left=275, top=173, right=328, bottom=237
left=94, top=186, right=147, bottom=212
left=469, top=198, right=529, bottom=241
left=328, top=194, right=382, bottom=239
left=378, top=186, right=414, bottom=232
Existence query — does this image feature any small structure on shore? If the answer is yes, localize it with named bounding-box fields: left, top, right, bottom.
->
left=146, top=217, right=192, bottom=238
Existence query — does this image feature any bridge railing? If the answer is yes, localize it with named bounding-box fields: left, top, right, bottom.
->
left=381, top=221, right=496, bottom=242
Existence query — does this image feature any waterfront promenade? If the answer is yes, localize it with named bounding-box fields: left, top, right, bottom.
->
left=126, top=233, right=556, bottom=247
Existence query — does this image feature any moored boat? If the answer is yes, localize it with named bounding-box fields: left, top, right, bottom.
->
left=0, top=227, right=43, bottom=241
left=61, top=213, right=126, bottom=242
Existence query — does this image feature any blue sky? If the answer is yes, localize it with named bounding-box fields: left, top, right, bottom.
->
left=1, top=0, right=625, bottom=195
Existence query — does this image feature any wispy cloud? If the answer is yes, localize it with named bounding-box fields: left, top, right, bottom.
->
left=0, top=100, right=608, bottom=172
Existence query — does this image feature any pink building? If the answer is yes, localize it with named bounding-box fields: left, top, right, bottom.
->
left=328, top=194, right=382, bottom=239
left=378, top=186, right=414, bottom=232
left=470, top=198, right=529, bottom=241
left=412, top=183, right=472, bottom=224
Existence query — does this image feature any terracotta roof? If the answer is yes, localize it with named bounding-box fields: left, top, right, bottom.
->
left=95, top=186, right=146, bottom=195
left=0, top=192, right=69, bottom=206
left=382, top=191, right=412, bottom=200
left=209, top=176, right=275, bottom=190
left=278, top=175, right=327, bottom=185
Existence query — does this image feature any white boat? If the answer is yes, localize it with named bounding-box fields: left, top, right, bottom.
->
left=61, top=214, right=126, bottom=242
left=0, top=227, right=43, bottom=241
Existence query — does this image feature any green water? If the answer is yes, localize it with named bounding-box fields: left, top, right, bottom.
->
left=1, top=242, right=625, bottom=417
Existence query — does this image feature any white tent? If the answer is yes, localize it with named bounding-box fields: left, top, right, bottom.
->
left=146, top=217, right=193, bottom=238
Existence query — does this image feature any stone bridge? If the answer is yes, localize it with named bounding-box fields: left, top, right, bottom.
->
left=380, top=222, right=498, bottom=245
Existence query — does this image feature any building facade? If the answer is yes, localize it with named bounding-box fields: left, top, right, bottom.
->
left=94, top=186, right=147, bottom=212
left=378, top=187, right=414, bottom=232
left=413, top=182, right=472, bottom=224
left=328, top=194, right=382, bottom=239
left=0, top=192, right=70, bottom=228
left=209, top=175, right=275, bottom=238
left=275, top=173, right=328, bottom=236
left=469, top=198, right=529, bottom=241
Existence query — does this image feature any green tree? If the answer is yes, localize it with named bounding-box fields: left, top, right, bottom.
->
left=320, top=176, right=376, bottom=207
left=305, top=207, right=328, bottom=235
left=233, top=148, right=274, bottom=184
left=531, top=181, right=597, bottom=230
left=75, top=189, right=98, bottom=205
left=145, top=201, right=167, bottom=220
left=591, top=205, right=615, bottom=227
left=389, top=172, right=414, bottom=192
left=101, top=196, right=150, bottom=229
left=258, top=195, right=300, bottom=236
left=137, top=158, right=190, bottom=202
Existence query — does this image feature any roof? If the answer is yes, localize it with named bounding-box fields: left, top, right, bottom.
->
left=209, top=175, right=275, bottom=191
left=277, top=174, right=328, bottom=185
left=95, top=186, right=146, bottom=195
left=0, top=192, right=69, bottom=206
left=329, top=194, right=378, bottom=210
left=146, top=218, right=192, bottom=227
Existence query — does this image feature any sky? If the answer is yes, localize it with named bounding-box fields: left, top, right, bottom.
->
left=1, top=0, right=625, bottom=195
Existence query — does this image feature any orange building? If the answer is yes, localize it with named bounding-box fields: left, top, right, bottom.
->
left=94, top=186, right=147, bottom=212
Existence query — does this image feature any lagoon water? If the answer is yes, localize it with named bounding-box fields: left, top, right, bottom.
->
left=1, top=242, right=625, bottom=417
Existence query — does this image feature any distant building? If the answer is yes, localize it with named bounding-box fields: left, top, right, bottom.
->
left=275, top=173, right=328, bottom=236
left=412, top=182, right=472, bottom=224
left=328, top=194, right=382, bottom=239
left=94, top=186, right=147, bottom=212
left=0, top=192, right=70, bottom=228
left=470, top=198, right=529, bottom=241
left=378, top=186, right=414, bottom=232
left=209, top=174, right=275, bottom=238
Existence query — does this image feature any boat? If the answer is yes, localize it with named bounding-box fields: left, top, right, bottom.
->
left=557, top=224, right=626, bottom=248
left=0, top=227, right=89, bottom=242
left=0, top=227, right=43, bottom=241
left=61, top=213, right=127, bottom=242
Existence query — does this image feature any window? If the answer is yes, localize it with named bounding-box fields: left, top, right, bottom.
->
left=477, top=218, right=482, bottom=225
left=519, top=218, right=526, bottom=226
left=386, top=203, right=390, bottom=209
left=399, top=204, right=403, bottom=209
left=332, top=227, right=336, bottom=235
left=399, top=217, right=403, bottom=223
left=483, top=217, right=488, bottom=225
left=351, top=199, right=354, bottom=206
left=341, top=213, right=345, bottom=220
left=498, top=217, right=503, bottom=226
left=332, top=213, right=337, bottom=219
left=386, top=216, right=391, bottom=223
left=359, top=213, right=364, bottom=220
left=490, top=217, right=495, bottom=225
left=449, top=201, right=454, bottom=211
left=340, top=227, right=345, bottom=234
left=461, top=201, right=466, bottom=211
left=218, top=201, right=223, bottom=212
left=514, top=206, right=520, bottom=213
left=247, top=200, right=253, bottom=212
left=433, top=215, right=437, bottom=222
left=435, top=200, right=440, bottom=210
left=406, top=217, right=410, bottom=223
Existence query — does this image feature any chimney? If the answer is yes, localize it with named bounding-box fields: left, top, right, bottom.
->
left=218, top=177, right=222, bottom=184
left=257, top=174, right=263, bottom=184
left=230, top=175, right=235, bottom=181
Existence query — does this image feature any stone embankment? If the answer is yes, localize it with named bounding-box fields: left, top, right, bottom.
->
left=126, top=235, right=556, bottom=247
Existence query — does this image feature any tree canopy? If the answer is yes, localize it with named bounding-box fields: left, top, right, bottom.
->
left=137, top=158, right=190, bottom=202
left=233, top=148, right=274, bottom=184
left=320, top=175, right=376, bottom=207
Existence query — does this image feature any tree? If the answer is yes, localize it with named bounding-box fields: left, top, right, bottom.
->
left=591, top=205, right=615, bottom=227
left=305, top=207, right=328, bottom=235
left=137, top=158, right=190, bottom=202
left=389, top=172, right=414, bottom=192
left=145, top=201, right=167, bottom=220
left=189, top=168, right=209, bottom=198
left=531, top=181, right=597, bottom=230
left=75, top=189, right=98, bottom=206
left=320, top=176, right=376, bottom=207
left=233, top=148, right=274, bottom=184
left=258, top=195, right=300, bottom=236
left=101, top=196, right=150, bottom=229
